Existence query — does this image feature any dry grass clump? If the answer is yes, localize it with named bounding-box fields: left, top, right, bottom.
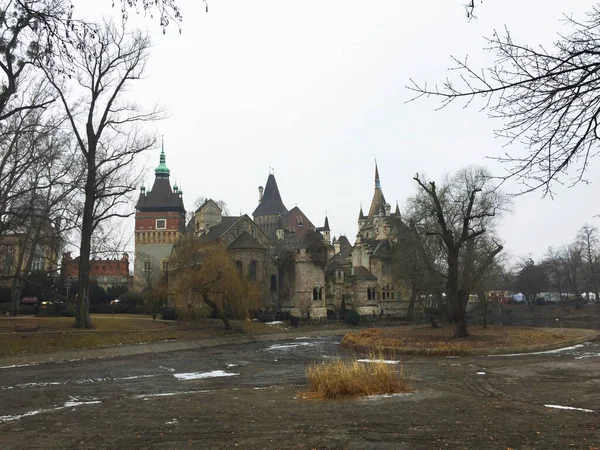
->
left=341, top=326, right=595, bottom=356
left=302, top=357, right=412, bottom=400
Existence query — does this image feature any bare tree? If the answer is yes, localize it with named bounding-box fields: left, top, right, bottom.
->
left=409, top=7, right=600, bottom=193
left=410, top=166, right=507, bottom=337
left=576, top=223, right=600, bottom=301
left=39, top=21, right=160, bottom=328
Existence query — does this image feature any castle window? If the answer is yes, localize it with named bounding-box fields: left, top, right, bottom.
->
left=270, top=275, right=277, bottom=292
left=156, top=219, right=166, bottom=230
left=367, top=289, right=372, bottom=300
left=161, top=259, right=168, bottom=271
left=319, top=288, right=323, bottom=301
left=391, top=291, right=395, bottom=300
left=251, top=228, right=255, bottom=237
left=235, top=260, right=243, bottom=274
left=249, top=260, right=257, bottom=281
left=312, top=288, right=318, bottom=301
left=143, top=260, right=151, bottom=272
left=236, top=227, right=240, bottom=236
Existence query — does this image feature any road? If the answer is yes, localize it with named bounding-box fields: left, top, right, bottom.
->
left=1, top=336, right=599, bottom=449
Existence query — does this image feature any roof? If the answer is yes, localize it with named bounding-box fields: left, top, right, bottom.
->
left=227, top=231, right=266, bottom=251
left=326, top=260, right=343, bottom=271
left=337, top=235, right=352, bottom=250
left=280, top=206, right=315, bottom=240
left=368, top=187, right=386, bottom=219
left=200, top=216, right=241, bottom=241
left=351, top=266, right=376, bottom=279
left=253, top=174, right=288, bottom=217
left=136, top=178, right=185, bottom=214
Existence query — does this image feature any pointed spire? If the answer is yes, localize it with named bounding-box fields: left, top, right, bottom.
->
left=155, top=136, right=170, bottom=179
left=323, top=215, right=330, bottom=231
left=375, top=160, right=380, bottom=189
left=358, top=205, right=365, bottom=220
left=394, top=200, right=400, bottom=216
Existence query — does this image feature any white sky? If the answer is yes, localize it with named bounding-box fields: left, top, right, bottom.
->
left=76, top=0, right=599, bottom=264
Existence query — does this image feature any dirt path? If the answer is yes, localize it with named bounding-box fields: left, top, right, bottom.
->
left=1, top=336, right=599, bottom=449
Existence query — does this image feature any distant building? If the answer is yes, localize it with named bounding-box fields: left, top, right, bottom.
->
left=61, top=252, right=131, bottom=290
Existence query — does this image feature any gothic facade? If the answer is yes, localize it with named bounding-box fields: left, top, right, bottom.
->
left=135, top=150, right=410, bottom=318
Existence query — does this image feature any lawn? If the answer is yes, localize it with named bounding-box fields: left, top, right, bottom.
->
left=0, top=315, right=285, bottom=357
left=341, top=325, right=598, bottom=356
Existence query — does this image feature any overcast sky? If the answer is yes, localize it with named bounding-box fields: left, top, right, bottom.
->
left=77, top=0, right=598, bottom=264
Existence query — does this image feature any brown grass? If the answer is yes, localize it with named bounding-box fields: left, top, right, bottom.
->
left=301, top=356, right=412, bottom=400
left=341, top=325, right=597, bottom=357
left=0, top=315, right=285, bottom=357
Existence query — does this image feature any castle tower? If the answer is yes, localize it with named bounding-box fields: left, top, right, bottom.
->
left=316, top=215, right=331, bottom=244
left=252, top=172, right=288, bottom=235
left=134, top=142, right=186, bottom=290
left=368, top=162, right=386, bottom=219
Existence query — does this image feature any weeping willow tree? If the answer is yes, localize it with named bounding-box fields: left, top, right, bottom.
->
left=168, top=237, right=260, bottom=330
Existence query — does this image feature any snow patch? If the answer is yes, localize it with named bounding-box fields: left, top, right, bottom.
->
left=476, top=372, right=486, bottom=375
left=132, top=390, right=210, bottom=399
left=173, top=370, right=238, bottom=380
left=489, top=344, right=587, bottom=357
left=265, top=342, right=314, bottom=351
left=165, top=418, right=178, bottom=424
left=362, top=393, right=413, bottom=400
left=357, top=359, right=400, bottom=365
left=0, top=398, right=101, bottom=424
left=0, top=363, right=39, bottom=370
left=265, top=321, right=285, bottom=325
left=544, top=404, right=595, bottom=413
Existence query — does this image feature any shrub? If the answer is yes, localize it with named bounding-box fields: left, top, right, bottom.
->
left=303, top=357, right=411, bottom=399
left=161, top=308, right=178, bottom=321
left=344, top=309, right=361, bottom=326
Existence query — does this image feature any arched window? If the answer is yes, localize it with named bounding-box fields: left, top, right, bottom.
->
left=249, top=260, right=257, bottom=281
left=235, top=260, right=242, bottom=274
left=270, top=274, right=277, bottom=292
left=391, top=291, right=395, bottom=300
left=319, top=287, right=323, bottom=300
left=251, top=228, right=255, bottom=237
left=367, top=289, right=372, bottom=300
left=312, top=288, right=318, bottom=301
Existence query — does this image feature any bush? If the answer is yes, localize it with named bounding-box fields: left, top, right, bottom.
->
left=0, top=302, right=11, bottom=315
left=344, top=309, right=361, bottom=326
left=303, top=357, right=411, bottom=399
left=161, top=308, right=178, bottom=321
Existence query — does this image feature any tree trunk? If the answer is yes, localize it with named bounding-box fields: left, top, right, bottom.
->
left=477, top=290, right=488, bottom=328
left=10, top=277, right=21, bottom=316
left=203, top=294, right=232, bottom=331
left=447, top=252, right=469, bottom=337
left=75, top=150, right=96, bottom=329
left=407, top=286, right=417, bottom=322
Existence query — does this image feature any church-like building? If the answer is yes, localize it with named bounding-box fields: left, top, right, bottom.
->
left=134, top=147, right=409, bottom=318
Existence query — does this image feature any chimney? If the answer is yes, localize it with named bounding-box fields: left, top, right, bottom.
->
left=258, top=186, right=264, bottom=203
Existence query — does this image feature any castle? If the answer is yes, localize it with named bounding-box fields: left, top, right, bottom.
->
left=134, top=148, right=410, bottom=318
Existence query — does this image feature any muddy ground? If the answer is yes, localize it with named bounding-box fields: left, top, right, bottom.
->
left=1, top=334, right=599, bottom=449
